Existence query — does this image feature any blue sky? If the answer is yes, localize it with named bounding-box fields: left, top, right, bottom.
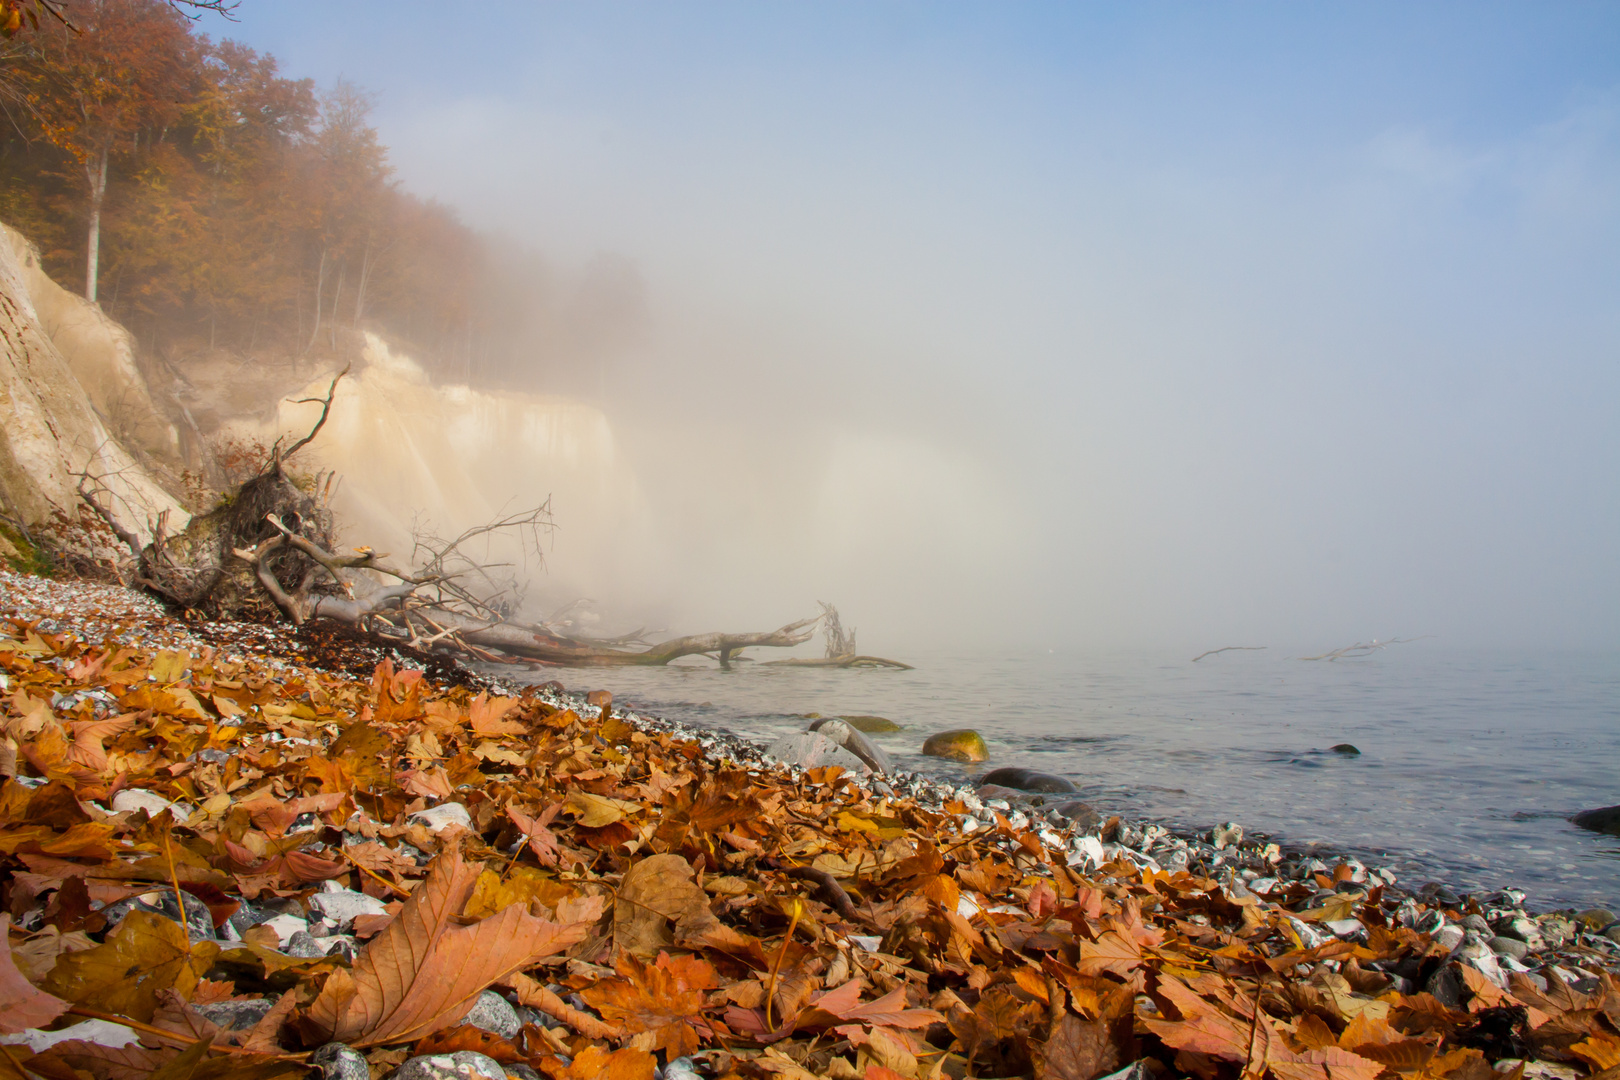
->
left=222, top=2, right=1620, bottom=649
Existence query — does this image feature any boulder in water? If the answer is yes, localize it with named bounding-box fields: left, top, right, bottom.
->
left=841, top=714, right=903, bottom=733
left=980, top=766, right=1076, bottom=794
left=807, top=718, right=892, bottom=773
left=921, top=729, right=989, bottom=762
left=1572, top=806, right=1620, bottom=836
left=1330, top=744, right=1361, bottom=755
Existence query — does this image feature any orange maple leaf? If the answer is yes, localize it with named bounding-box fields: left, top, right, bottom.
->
left=580, top=951, right=719, bottom=1059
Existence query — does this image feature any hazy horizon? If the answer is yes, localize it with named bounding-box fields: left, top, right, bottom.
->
left=221, top=2, right=1620, bottom=654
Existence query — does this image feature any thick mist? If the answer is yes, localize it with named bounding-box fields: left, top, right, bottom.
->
left=227, top=3, right=1620, bottom=654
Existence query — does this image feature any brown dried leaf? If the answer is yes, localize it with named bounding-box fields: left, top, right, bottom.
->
left=0, top=913, right=68, bottom=1033
left=613, top=852, right=716, bottom=957
left=302, top=849, right=599, bottom=1046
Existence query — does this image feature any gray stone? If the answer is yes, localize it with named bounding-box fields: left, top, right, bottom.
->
left=1097, top=1064, right=1153, bottom=1080
left=1051, top=800, right=1103, bottom=831
left=310, top=1042, right=370, bottom=1080
left=979, top=767, right=1077, bottom=794
left=807, top=718, right=892, bottom=773
left=1491, top=935, right=1531, bottom=960
left=665, top=1059, right=702, bottom=1080
left=308, top=886, right=389, bottom=927
left=284, top=930, right=326, bottom=958
left=1461, top=914, right=1492, bottom=935
left=765, top=731, right=866, bottom=773
left=1211, top=822, right=1243, bottom=850
left=1572, top=805, right=1620, bottom=836
left=506, top=1068, right=542, bottom=1080
left=409, top=802, right=473, bottom=834
left=392, top=1051, right=507, bottom=1080
left=459, top=989, right=521, bottom=1039
left=194, top=998, right=275, bottom=1031
left=101, top=889, right=214, bottom=942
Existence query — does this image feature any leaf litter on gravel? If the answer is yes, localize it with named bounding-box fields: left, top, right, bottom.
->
left=0, top=610, right=1618, bottom=1080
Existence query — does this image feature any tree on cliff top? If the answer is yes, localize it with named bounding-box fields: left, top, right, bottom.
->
left=10, top=0, right=198, bottom=301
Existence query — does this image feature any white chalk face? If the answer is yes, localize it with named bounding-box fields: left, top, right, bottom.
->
left=224, top=4, right=1620, bottom=652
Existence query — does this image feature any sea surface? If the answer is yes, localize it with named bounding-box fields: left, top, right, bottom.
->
left=514, top=647, right=1620, bottom=911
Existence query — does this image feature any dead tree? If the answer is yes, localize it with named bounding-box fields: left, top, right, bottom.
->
left=1297, top=637, right=1429, bottom=661
left=76, top=368, right=862, bottom=669
left=760, top=602, right=912, bottom=670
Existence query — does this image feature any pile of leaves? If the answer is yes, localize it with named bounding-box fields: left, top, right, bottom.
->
left=2, top=613, right=1620, bottom=1080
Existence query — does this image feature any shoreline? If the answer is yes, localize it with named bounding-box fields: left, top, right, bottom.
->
left=2, top=568, right=1618, bottom=1080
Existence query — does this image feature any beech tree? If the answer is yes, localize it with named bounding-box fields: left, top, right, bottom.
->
left=14, top=0, right=198, bottom=301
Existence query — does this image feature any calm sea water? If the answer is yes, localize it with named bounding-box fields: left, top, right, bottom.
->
left=517, top=647, right=1620, bottom=911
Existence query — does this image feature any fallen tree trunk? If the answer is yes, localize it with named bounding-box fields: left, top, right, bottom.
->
left=74, top=367, right=858, bottom=669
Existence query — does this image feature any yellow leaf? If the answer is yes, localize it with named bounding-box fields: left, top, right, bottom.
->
left=567, top=789, right=640, bottom=828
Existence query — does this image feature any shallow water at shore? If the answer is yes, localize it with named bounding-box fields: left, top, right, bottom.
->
left=518, top=646, right=1620, bottom=909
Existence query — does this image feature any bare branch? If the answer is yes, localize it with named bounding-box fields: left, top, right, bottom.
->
left=1192, top=646, right=1268, bottom=662
left=277, top=364, right=350, bottom=465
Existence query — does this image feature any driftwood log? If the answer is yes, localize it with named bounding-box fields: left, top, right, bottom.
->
left=77, top=371, right=909, bottom=670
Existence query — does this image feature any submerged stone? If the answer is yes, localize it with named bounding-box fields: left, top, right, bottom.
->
left=1572, top=805, right=1620, bottom=836
left=1329, top=744, right=1361, bottom=755
left=980, top=766, right=1077, bottom=793
left=921, top=729, right=989, bottom=762
left=840, top=714, right=902, bottom=733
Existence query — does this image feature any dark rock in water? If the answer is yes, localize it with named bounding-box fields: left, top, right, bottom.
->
left=921, top=729, right=989, bottom=762
left=1330, top=744, right=1361, bottom=755
left=1051, top=800, right=1103, bottom=832
left=1572, top=805, right=1620, bottom=836
left=840, top=714, right=903, bottom=733
left=980, top=766, right=1077, bottom=794
left=807, top=718, right=892, bottom=773
left=310, top=1044, right=370, bottom=1080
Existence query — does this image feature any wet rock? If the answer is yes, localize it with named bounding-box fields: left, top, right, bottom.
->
left=1051, top=800, right=1103, bottom=831
left=1329, top=744, right=1361, bottom=756
left=460, top=989, right=521, bottom=1039
left=1455, top=933, right=1506, bottom=986
left=409, top=802, right=473, bottom=834
left=1575, top=908, right=1616, bottom=931
left=921, top=729, right=989, bottom=762
left=1571, top=805, right=1620, bottom=835
left=1461, top=914, right=1492, bottom=935
left=1211, top=822, right=1243, bottom=850
left=1436, top=924, right=1466, bottom=952
left=840, top=714, right=902, bottom=733
left=194, top=998, right=276, bottom=1031
left=1493, top=915, right=1545, bottom=951
left=308, top=884, right=389, bottom=927
left=1324, top=918, right=1364, bottom=939
left=392, top=1051, right=507, bottom=1080
left=807, top=718, right=892, bottom=773
left=980, top=766, right=1076, bottom=794
left=311, top=1044, right=369, bottom=1080
left=765, top=731, right=866, bottom=773
left=585, top=689, right=612, bottom=710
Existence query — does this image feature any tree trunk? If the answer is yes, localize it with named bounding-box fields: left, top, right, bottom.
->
left=84, top=147, right=108, bottom=303
left=307, top=248, right=328, bottom=352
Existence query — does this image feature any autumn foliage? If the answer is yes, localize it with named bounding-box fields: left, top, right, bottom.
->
left=0, top=0, right=500, bottom=380
left=1, top=601, right=1619, bottom=1079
